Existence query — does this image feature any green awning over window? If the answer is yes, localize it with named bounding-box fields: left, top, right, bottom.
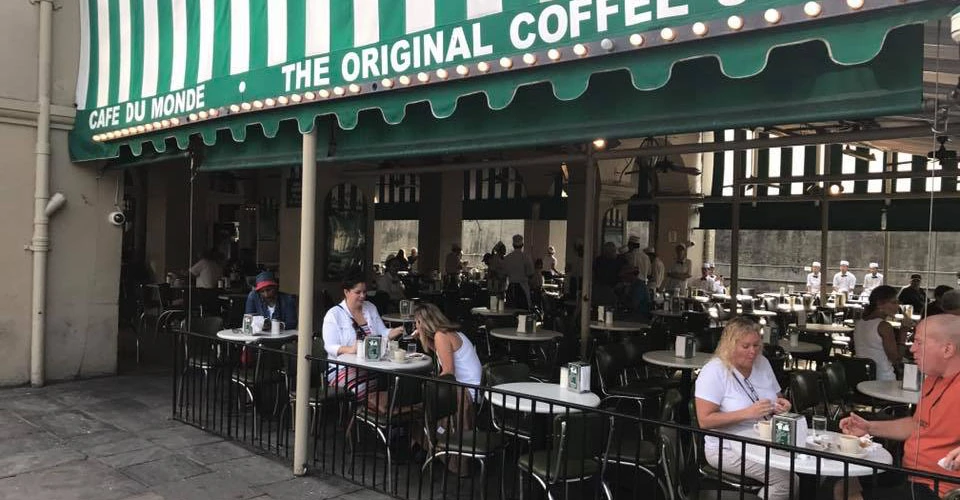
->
left=70, top=0, right=955, bottom=163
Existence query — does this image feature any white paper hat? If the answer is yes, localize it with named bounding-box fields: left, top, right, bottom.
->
left=812, top=261, right=821, bottom=267
left=869, top=262, right=879, bottom=268
left=840, top=260, right=850, bottom=266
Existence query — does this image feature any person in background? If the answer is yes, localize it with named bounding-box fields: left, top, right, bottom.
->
left=695, top=263, right=717, bottom=295
left=645, top=246, right=665, bottom=291
left=623, top=235, right=650, bottom=292
left=594, top=241, right=626, bottom=307
left=939, top=289, right=960, bottom=315
left=444, top=244, right=465, bottom=289
left=407, top=247, right=419, bottom=272
left=898, top=273, right=928, bottom=314
left=322, top=275, right=404, bottom=397
left=708, top=263, right=726, bottom=295
left=833, top=260, right=856, bottom=294
left=189, top=249, right=224, bottom=289
left=861, top=263, right=884, bottom=301
left=695, top=317, right=795, bottom=500
left=503, top=235, right=535, bottom=309
left=543, top=246, right=558, bottom=276
left=565, top=239, right=584, bottom=299
left=245, top=271, right=298, bottom=330
left=487, top=242, right=508, bottom=298
left=807, top=261, right=822, bottom=295
left=853, top=286, right=902, bottom=381
left=375, top=265, right=405, bottom=302
left=394, top=249, right=409, bottom=271
left=926, top=285, right=954, bottom=316
left=664, top=244, right=692, bottom=292
left=838, top=315, right=960, bottom=500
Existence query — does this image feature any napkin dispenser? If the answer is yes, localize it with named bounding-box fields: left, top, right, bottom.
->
left=489, top=295, right=498, bottom=311
left=771, top=413, right=808, bottom=447
left=399, top=300, right=414, bottom=317
left=362, top=336, right=383, bottom=361
left=902, top=363, right=922, bottom=391
left=675, top=334, right=696, bottom=358
left=566, top=361, right=592, bottom=393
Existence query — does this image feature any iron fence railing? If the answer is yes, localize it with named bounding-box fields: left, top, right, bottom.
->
left=171, top=328, right=960, bottom=500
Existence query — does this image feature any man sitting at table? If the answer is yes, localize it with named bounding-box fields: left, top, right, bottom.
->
left=838, top=314, right=960, bottom=500
left=898, top=274, right=928, bottom=315
left=245, top=271, right=298, bottom=330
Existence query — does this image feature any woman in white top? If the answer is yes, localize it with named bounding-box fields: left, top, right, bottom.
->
left=695, top=317, right=796, bottom=500
left=852, top=285, right=902, bottom=381
left=322, top=276, right=404, bottom=397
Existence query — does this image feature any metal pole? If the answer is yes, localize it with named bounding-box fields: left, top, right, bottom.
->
left=29, top=0, right=54, bottom=387
left=293, top=128, right=317, bottom=475
left=580, top=148, right=598, bottom=358
left=820, top=199, right=830, bottom=304
left=730, top=166, right=741, bottom=298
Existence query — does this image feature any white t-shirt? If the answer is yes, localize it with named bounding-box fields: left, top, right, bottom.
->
left=833, top=272, right=857, bottom=293
left=861, top=273, right=884, bottom=300
left=624, top=249, right=650, bottom=283
left=853, top=318, right=896, bottom=381
left=807, top=273, right=821, bottom=294
left=695, top=356, right=782, bottom=450
left=189, top=258, right=223, bottom=289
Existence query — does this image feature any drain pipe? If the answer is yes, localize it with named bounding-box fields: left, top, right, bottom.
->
left=28, top=0, right=56, bottom=387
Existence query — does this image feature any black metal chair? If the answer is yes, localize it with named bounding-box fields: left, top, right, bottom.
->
left=594, top=346, right=665, bottom=426
left=791, top=333, right=833, bottom=369
left=422, top=375, right=506, bottom=500
left=788, top=370, right=829, bottom=418
left=279, top=340, right=349, bottom=434
left=481, top=361, right=533, bottom=441
left=517, top=412, right=614, bottom=500
left=689, top=399, right=764, bottom=494
left=175, top=316, right=223, bottom=412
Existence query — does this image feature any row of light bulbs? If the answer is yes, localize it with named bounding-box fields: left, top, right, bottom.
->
left=93, top=0, right=869, bottom=143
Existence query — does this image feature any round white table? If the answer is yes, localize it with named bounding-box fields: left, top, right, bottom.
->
left=857, top=380, right=920, bottom=404
left=790, top=323, right=854, bottom=334
left=589, top=320, right=649, bottom=332
left=216, top=329, right=298, bottom=343
left=777, top=340, right=822, bottom=354
left=381, top=313, right=415, bottom=324
left=747, top=310, right=778, bottom=319
left=738, top=429, right=893, bottom=477
left=642, top=350, right=713, bottom=370
left=486, top=382, right=600, bottom=414
left=335, top=352, right=433, bottom=372
left=490, top=328, right=563, bottom=342
left=471, top=307, right=527, bottom=317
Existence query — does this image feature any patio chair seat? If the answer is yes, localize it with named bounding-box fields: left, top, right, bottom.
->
left=607, top=437, right=658, bottom=465
left=700, top=463, right=765, bottom=490
left=607, top=381, right=664, bottom=398
left=434, top=430, right=504, bottom=455
left=518, top=451, right=601, bottom=481
left=186, top=356, right=218, bottom=371
left=352, top=404, right=423, bottom=426
left=288, top=385, right=350, bottom=405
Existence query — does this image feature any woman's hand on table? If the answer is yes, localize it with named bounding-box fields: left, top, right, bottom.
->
left=839, top=412, right=871, bottom=437
left=388, top=326, right=404, bottom=339
left=744, top=399, right=775, bottom=420
left=774, top=397, right=791, bottom=414
left=339, top=345, right=358, bottom=355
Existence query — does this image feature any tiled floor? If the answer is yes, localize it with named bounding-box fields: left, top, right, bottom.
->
left=0, top=371, right=390, bottom=500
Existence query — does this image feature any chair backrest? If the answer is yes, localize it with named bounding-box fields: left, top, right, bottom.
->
left=180, top=315, right=223, bottom=336
left=594, top=345, right=625, bottom=392
left=423, top=375, right=459, bottom=428
left=696, top=327, right=723, bottom=353
left=481, top=361, right=530, bottom=386
left=282, top=339, right=327, bottom=392
left=836, top=356, right=876, bottom=386
left=682, top=311, right=710, bottom=336
left=546, top=412, right=611, bottom=482
left=819, top=361, right=850, bottom=403
left=763, top=297, right=779, bottom=312
left=659, top=418, right=686, bottom=499
left=788, top=370, right=827, bottom=415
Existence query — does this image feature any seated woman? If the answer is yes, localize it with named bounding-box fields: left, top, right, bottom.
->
left=412, top=303, right=482, bottom=475
left=695, top=317, right=796, bottom=500
left=322, top=275, right=403, bottom=398
left=852, top=286, right=902, bottom=381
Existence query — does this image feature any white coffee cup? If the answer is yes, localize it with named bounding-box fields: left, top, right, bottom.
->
left=754, top=420, right=772, bottom=440
left=392, top=349, right=406, bottom=362
left=840, top=435, right=861, bottom=454
left=605, top=311, right=614, bottom=324
left=271, top=320, right=284, bottom=335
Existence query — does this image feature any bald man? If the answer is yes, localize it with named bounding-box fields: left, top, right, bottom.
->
left=837, top=314, right=960, bottom=500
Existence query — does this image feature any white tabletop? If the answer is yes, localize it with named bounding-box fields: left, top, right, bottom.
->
left=471, top=307, right=527, bottom=317
left=777, top=340, right=822, bottom=354
left=642, top=350, right=713, bottom=370
left=856, top=380, right=920, bottom=404
left=747, top=310, right=778, bottom=318
left=894, top=314, right=922, bottom=322
left=216, top=329, right=298, bottom=343
left=738, top=429, right=892, bottom=477
left=335, top=352, right=433, bottom=372
left=381, top=313, right=415, bottom=324
left=790, top=323, right=854, bottom=334
left=490, top=328, right=563, bottom=342
left=486, top=382, right=600, bottom=414
left=589, top=320, right=649, bottom=332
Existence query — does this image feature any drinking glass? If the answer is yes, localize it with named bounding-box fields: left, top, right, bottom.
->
left=406, top=343, right=417, bottom=355
left=812, top=415, right=828, bottom=437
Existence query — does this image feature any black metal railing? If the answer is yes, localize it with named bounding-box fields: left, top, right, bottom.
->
left=171, top=328, right=960, bottom=500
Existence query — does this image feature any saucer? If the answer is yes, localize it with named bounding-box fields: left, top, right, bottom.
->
left=837, top=447, right=869, bottom=458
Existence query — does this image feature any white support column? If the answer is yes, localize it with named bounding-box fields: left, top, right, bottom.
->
left=293, top=129, right=317, bottom=475
left=579, top=151, right=598, bottom=358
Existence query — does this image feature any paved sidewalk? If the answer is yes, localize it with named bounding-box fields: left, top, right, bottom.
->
left=0, top=371, right=389, bottom=500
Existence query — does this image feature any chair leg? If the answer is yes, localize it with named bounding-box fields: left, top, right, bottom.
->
left=478, top=458, right=487, bottom=500
left=499, top=452, right=507, bottom=500
left=602, top=481, right=613, bottom=500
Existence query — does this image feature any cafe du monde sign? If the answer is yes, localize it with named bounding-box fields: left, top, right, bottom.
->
left=82, top=0, right=831, bottom=139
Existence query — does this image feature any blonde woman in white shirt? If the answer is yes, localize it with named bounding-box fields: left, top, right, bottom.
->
left=322, top=275, right=403, bottom=398
left=695, top=317, right=796, bottom=500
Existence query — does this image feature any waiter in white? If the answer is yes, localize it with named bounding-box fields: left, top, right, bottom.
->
left=861, top=262, right=884, bottom=301
left=503, top=234, right=535, bottom=309
left=645, top=247, right=665, bottom=291
left=806, top=261, right=822, bottom=294
left=623, top=235, right=650, bottom=287
left=832, top=260, right=857, bottom=294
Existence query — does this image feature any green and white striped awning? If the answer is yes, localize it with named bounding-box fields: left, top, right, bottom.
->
left=70, top=0, right=958, bottom=162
